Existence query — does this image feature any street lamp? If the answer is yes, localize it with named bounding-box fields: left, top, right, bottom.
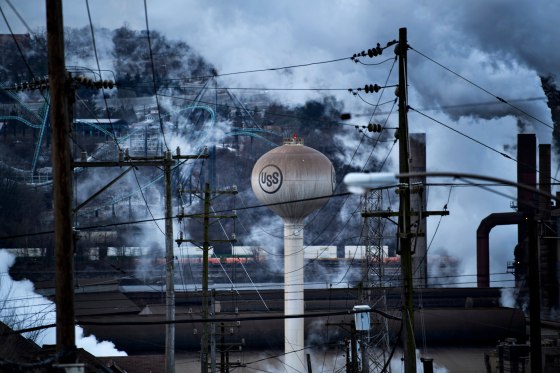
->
left=343, top=170, right=553, bottom=373
left=343, top=171, right=559, bottom=204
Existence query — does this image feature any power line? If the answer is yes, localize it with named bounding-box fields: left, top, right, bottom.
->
left=210, top=205, right=269, bottom=310
left=7, top=308, right=400, bottom=336
left=2, top=170, right=554, bottom=243
left=105, top=83, right=547, bottom=122
left=0, top=272, right=515, bottom=322
left=0, top=274, right=516, bottom=317
left=132, top=167, right=165, bottom=235
left=279, top=57, right=399, bottom=277
left=154, top=88, right=539, bottom=134
left=409, top=106, right=560, bottom=185
left=356, top=57, right=394, bottom=66
left=4, top=0, right=33, bottom=35
left=117, top=83, right=356, bottom=91
left=410, top=46, right=553, bottom=130
left=0, top=191, right=354, bottom=241
left=0, top=6, right=34, bottom=79
left=156, top=87, right=550, bottom=137
left=409, top=186, right=453, bottom=282
left=163, top=56, right=352, bottom=82
left=355, top=95, right=395, bottom=108
left=143, top=0, right=169, bottom=151
left=85, top=0, right=119, bottom=147
left=0, top=4, right=48, bottom=103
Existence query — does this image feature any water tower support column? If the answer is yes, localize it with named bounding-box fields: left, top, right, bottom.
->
left=284, top=218, right=305, bottom=373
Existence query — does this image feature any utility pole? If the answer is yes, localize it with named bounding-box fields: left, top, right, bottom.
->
left=351, top=323, right=358, bottom=373
left=360, top=331, right=369, bottom=373
left=176, top=183, right=237, bottom=373
left=47, top=0, right=76, bottom=363
left=528, top=215, right=542, bottom=372
left=351, top=29, right=447, bottom=372
left=202, top=183, right=211, bottom=373
left=210, top=289, right=217, bottom=373
left=164, top=150, right=175, bottom=373
left=220, top=323, right=225, bottom=373
left=327, top=321, right=358, bottom=373
left=74, top=149, right=207, bottom=373
left=397, top=27, right=417, bottom=373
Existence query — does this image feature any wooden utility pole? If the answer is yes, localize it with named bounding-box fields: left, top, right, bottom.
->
left=350, top=323, right=358, bottom=372
left=528, top=215, right=542, bottom=372
left=47, top=0, right=76, bottom=363
left=202, top=182, right=211, bottom=373
left=75, top=150, right=206, bottom=373
left=176, top=184, right=237, bottom=373
left=164, top=150, right=175, bottom=373
left=210, top=289, right=217, bottom=373
left=397, top=27, right=417, bottom=373
left=220, top=323, right=225, bottom=373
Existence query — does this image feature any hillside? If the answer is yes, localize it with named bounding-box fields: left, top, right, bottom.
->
left=0, top=26, right=388, bottom=284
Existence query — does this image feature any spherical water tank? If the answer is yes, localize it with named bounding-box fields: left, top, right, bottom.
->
left=251, top=139, right=335, bottom=220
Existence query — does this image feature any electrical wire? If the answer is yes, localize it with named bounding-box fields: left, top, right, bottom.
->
left=410, top=46, right=554, bottom=130
left=368, top=57, right=398, bottom=124
left=0, top=273, right=515, bottom=315
left=0, top=5, right=48, bottom=103
left=0, top=6, right=35, bottom=80
left=164, top=56, right=352, bottom=82
left=233, top=190, right=361, bottom=276
left=154, top=89, right=551, bottom=133
left=355, top=94, right=395, bottom=108
left=361, top=99, right=398, bottom=169
left=117, top=83, right=355, bottom=92
left=131, top=167, right=165, bottom=235
left=84, top=0, right=119, bottom=147
left=224, top=84, right=264, bottom=130
left=143, top=0, right=169, bottom=151
left=7, top=307, right=400, bottom=335
left=4, top=0, right=33, bottom=35
left=409, top=106, right=560, bottom=185
left=210, top=205, right=269, bottom=310
left=274, top=58, right=399, bottom=265
left=410, top=106, right=514, bottom=160
left=356, top=57, right=394, bottom=66
left=6, top=170, right=535, bottom=243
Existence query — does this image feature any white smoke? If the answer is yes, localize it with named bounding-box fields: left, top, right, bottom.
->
left=0, top=249, right=126, bottom=357
left=7, top=0, right=559, bottom=289
left=500, top=287, right=517, bottom=308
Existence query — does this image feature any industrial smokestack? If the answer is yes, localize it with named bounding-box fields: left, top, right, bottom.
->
left=251, top=137, right=335, bottom=373
left=517, top=134, right=537, bottom=228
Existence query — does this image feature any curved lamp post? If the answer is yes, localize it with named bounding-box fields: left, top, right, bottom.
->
left=343, top=170, right=552, bottom=373
left=343, top=171, right=559, bottom=204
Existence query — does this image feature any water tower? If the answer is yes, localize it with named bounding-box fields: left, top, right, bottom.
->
left=251, top=137, right=335, bottom=372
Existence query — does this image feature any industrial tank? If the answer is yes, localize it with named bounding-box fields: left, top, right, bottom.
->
left=251, top=137, right=336, bottom=221
left=251, top=137, right=335, bottom=373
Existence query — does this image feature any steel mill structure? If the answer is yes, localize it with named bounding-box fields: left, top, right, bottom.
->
left=251, top=136, right=335, bottom=373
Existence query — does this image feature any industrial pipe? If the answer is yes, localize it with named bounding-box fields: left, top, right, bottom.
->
left=476, top=212, right=524, bottom=287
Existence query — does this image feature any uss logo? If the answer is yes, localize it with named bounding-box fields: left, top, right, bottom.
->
left=259, top=165, right=283, bottom=194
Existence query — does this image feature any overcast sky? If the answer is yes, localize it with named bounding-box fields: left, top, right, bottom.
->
left=2, top=0, right=559, bottom=285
